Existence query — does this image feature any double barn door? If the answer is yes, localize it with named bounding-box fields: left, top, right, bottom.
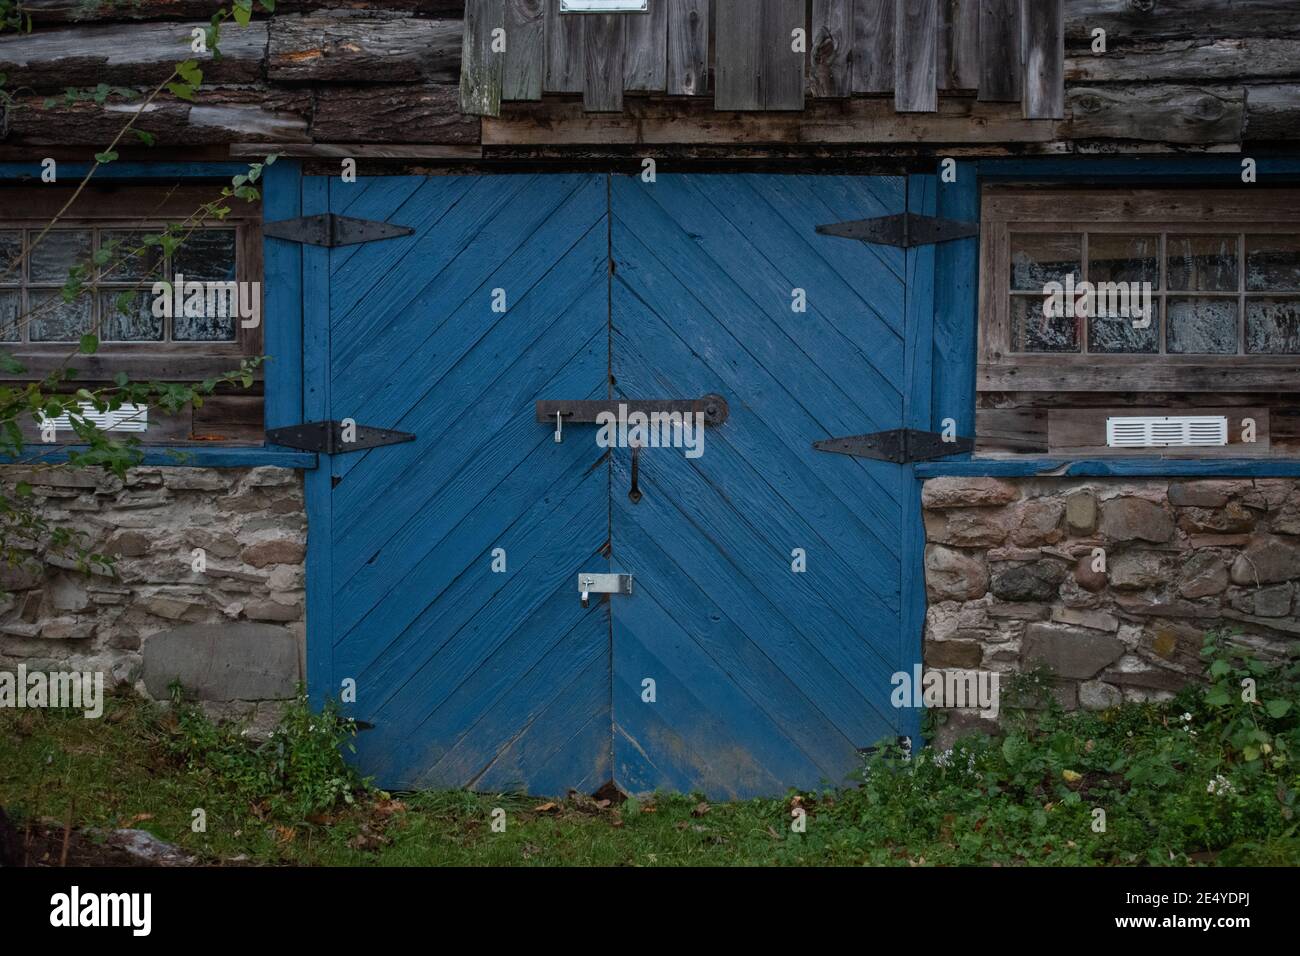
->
left=304, top=172, right=930, bottom=798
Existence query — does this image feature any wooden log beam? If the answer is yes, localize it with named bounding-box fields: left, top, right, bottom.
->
left=1246, top=84, right=1300, bottom=141
left=267, top=12, right=462, bottom=83
left=230, top=142, right=483, bottom=158
left=312, top=84, right=480, bottom=142
left=21, top=0, right=464, bottom=23
left=1064, top=84, right=1245, bottom=144
left=484, top=94, right=1060, bottom=145
left=1064, top=0, right=1300, bottom=44
left=0, top=21, right=266, bottom=89
left=1068, top=38, right=1300, bottom=84
left=3, top=88, right=311, bottom=145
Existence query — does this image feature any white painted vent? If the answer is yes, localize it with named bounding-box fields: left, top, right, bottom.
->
left=1106, top=415, right=1228, bottom=449
left=39, top=402, right=149, bottom=433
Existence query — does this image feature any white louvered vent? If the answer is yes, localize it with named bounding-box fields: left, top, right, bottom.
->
left=1106, top=415, right=1228, bottom=449
left=39, top=402, right=149, bottom=433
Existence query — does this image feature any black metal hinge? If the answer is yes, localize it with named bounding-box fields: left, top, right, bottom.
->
left=263, top=213, right=414, bottom=248
left=816, top=212, right=978, bottom=248
left=814, top=428, right=974, bottom=464
left=266, top=421, right=415, bottom=455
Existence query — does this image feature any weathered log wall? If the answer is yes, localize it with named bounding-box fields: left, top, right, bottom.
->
left=0, top=1, right=1294, bottom=157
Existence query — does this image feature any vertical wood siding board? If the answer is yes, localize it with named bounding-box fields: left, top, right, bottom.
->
left=978, top=0, right=1021, bottom=102
left=667, top=0, right=709, bottom=95
left=851, top=0, right=894, bottom=94
left=625, top=0, right=668, bottom=92
left=1022, top=0, right=1064, bottom=119
left=544, top=0, right=584, bottom=94
left=461, top=0, right=506, bottom=116
left=939, top=0, right=980, bottom=90
left=953, top=0, right=980, bottom=90
left=763, top=0, right=806, bottom=109
left=584, top=13, right=626, bottom=111
left=715, top=0, right=763, bottom=110
left=300, top=173, right=333, bottom=705
left=503, top=0, right=545, bottom=100
left=810, top=0, right=853, bottom=98
left=894, top=0, right=937, bottom=112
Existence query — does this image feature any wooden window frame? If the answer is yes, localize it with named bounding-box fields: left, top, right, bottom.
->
left=978, top=186, right=1300, bottom=393
left=0, top=183, right=263, bottom=382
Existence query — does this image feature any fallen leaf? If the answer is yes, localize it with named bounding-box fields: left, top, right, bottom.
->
left=1062, top=769, right=1082, bottom=783
left=533, top=802, right=560, bottom=813
left=691, top=802, right=710, bottom=818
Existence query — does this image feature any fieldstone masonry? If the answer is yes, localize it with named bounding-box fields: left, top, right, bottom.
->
left=0, top=464, right=305, bottom=728
left=923, top=476, right=1300, bottom=729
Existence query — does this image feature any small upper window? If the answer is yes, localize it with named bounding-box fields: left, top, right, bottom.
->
left=980, top=187, right=1300, bottom=392
left=0, top=183, right=264, bottom=444
left=0, top=225, right=239, bottom=344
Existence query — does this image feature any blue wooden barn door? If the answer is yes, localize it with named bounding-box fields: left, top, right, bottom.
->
left=608, top=175, right=926, bottom=799
left=308, top=173, right=614, bottom=793
left=309, top=171, right=930, bottom=797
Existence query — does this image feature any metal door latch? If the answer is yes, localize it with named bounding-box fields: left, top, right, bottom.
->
left=578, top=573, right=632, bottom=608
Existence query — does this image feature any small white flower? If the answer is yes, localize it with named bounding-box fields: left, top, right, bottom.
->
left=1181, top=713, right=1193, bottom=723
left=1206, top=774, right=1235, bottom=797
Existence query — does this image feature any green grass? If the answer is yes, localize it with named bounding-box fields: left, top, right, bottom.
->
left=2, top=633, right=1297, bottom=866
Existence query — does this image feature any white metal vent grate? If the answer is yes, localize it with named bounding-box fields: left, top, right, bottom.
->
left=1106, top=415, right=1228, bottom=449
left=38, top=402, right=149, bottom=433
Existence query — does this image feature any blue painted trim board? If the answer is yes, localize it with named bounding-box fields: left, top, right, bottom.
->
left=916, top=458, right=1300, bottom=479
left=300, top=175, right=335, bottom=708
left=0, top=162, right=253, bottom=180
left=0, top=446, right=315, bottom=468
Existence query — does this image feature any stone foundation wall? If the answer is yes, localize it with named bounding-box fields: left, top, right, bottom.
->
left=0, top=464, right=305, bottom=725
left=923, top=476, right=1300, bottom=720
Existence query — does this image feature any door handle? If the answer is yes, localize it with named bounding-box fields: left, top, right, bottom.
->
left=535, top=395, right=730, bottom=426
left=628, top=442, right=642, bottom=503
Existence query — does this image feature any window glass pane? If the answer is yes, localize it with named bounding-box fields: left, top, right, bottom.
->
left=28, top=290, right=91, bottom=342
left=0, top=231, right=21, bottom=285
left=1246, top=297, right=1300, bottom=354
left=0, top=290, right=19, bottom=342
left=1167, top=235, right=1237, bottom=292
left=100, top=290, right=163, bottom=342
left=1088, top=312, right=1159, bottom=354
left=1010, top=233, right=1080, bottom=291
left=100, top=230, right=161, bottom=283
left=172, top=229, right=236, bottom=282
left=1167, top=297, right=1238, bottom=354
left=173, top=288, right=237, bottom=342
left=1012, top=294, right=1078, bottom=353
left=1246, top=235, right=1300, bottom=291
left=29, top=229, right=91, bottom=283
left=1089, top=233, right=1160, bottom=287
